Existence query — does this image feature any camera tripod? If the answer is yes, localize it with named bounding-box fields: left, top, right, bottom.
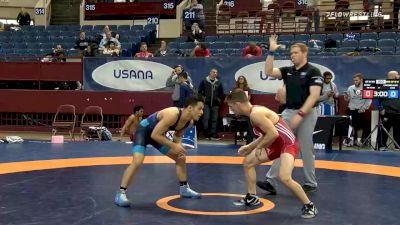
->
left=362, top=115, right=400, bottom=151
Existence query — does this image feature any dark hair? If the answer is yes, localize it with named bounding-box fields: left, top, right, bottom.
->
left=184, top=94, right=205, bottom=107
left=179, top=71, right=188, bottom=79
left=323, top=71, right=333, bottom=78
left=133, top=105, right=144, bottom=113
left=226, top=89, right=249, bottom=103
left=198, top=42, right=207, bottom=50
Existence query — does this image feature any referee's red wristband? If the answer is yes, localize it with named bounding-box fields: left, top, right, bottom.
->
left=297, top=110, right=306, bottom=117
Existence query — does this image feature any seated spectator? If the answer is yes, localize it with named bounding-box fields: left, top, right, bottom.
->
left=154, top=40, right=169, bottom=57
left=16, top=8, right=31, bottom=26
left=241, top=42, right=262, bottom=57
left=187, top=23, right=205, bottom=43
left=42, top=44, right=66, bottom=62
left=74, top=31, right=90, bottom=51
left=185, top=0, right=205, bottom=30
left=83, top=43, right=98, bottom=57
left=96, top=25, right=119, bottom=44
left=103, top=41, right=120, bottom=56
left=135, top=42, right=154, bottom=58
left=99, top=31, right=121, bottom=51
left=190, top=42, right=210, bottom=57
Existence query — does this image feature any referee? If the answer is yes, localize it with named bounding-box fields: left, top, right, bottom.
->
left=257, top=35, right=323, bottom=194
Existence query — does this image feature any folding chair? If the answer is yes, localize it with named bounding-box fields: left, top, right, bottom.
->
left=52, top=104, right=77, bottom=140
left=80, top=106, right=104, bottom=140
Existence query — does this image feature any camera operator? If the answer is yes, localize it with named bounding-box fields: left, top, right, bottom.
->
left=377, top=71, right=400, bottom=150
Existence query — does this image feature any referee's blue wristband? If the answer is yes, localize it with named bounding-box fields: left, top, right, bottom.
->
left=268, top=51, right=275, bottom=56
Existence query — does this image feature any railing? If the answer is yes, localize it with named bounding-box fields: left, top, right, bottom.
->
left=215, top=0, right=399, bottom=34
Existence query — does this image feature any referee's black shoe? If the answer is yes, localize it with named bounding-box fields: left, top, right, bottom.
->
left=256, top=180, right=277, bottom=195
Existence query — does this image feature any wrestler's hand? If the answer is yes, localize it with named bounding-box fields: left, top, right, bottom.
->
left=238, top=145, right=251, bottom=156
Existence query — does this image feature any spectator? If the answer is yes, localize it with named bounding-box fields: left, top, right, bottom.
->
left=83, top=43, right=98, bottom=57
left=306, top=0, right=320, bottom=32
left=103, top=41, right=120, bottom=56
left=166, top=65, right=194, bottom=106
left=16, top=8, right=31, bottom=26
left=177, top=72, right=194, bottom=107
left=154, top=40, right=169, bottom=57
left=377, top=71, right=400, bottom=150
left=231, top=75, right=254, bottom=144
left=190, top=42, right=210, bottom=57
left=318, top=71, right=338, bottom=116
left=42, top=44, right=66, bottom=62
left=97, top=25, right=119, bottom=44
left=185, top=0, right=205, bottom=29
left=74, top=31, right=90, bottom=51
left=187, top=23, right=205, bottom=43
left=134, top=42, right=154, bottom=58
left=343, top=73, right=372, bottom=147
left=241, top=42, right=262, bottom=57
left=99, top=31, right=121, bottom=51
left=198, top=68, right=225, bottom=140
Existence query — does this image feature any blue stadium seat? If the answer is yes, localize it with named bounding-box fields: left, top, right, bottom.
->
left=359, top=39, right=377, bottom=48
left=248, top=35, right=264, bottom=43
left=144, top=24, right=156, bottom=31
left=378, top=39, right=396, bottom=48
left=118, top=25, right=131, bottom=31
left=218, top=35, right=233, bottom=42
left=204, top=35, right=218, bottom=42
left=308, top=48, right=321, bottom=55
left=338, top=47, right=356, bottom=52
left=94, top=25, right=105, bottom=31
left=326, top=33, right=343, bottom=42
left=36, top=36, right=50, bottom=43
left=374, top=51, right=394, bottom=55
left=180, top=42, right=196, bottom=50
left=233, top=35, right=248, bottom=42
left=379, top=46, right=396, bottom=52
left=209, top=42, right=226, bottom=50
left=132, top=25, right=144, bottom=31
left=229, top=42, right=246, bottom=49
left=361, top=32, right=378, bottom=40
left=310, top=34, right=326, bottom=42
left=65, top=25, right=81, bottom=31
left=168, top=42, right=179, bottom=49
left=318, top=51, right=335, bottom=56
left=81, top=25, right=93, bottom=31
left=379, top=32, right=397, bottom=40
left=120, top=42, right=132, bottom=50
left=341, top=40, right=358, bottom=48
left=294, top=34, right=310, bottom=42
left=175, top=36, right=187, bottom=42
left=41, top=43, right=54, bottom=50
left=278, top=34, right=294, bottom=42
left=32, top=26, right=46, bottom=31
left=60, top=31, right=76, bottom=38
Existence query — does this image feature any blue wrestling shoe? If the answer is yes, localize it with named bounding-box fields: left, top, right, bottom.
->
left=179, top=185, right=202, bottom=199
left=114, top=190, right=131, bottom=207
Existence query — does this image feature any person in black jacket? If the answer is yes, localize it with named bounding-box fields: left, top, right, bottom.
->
left=198, top=68, right=225, bottom=140
left=17, top=8, right=31, bottom=26
left=377, top=71, right=400, bottom=150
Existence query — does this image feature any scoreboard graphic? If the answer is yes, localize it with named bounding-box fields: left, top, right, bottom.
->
left=362, top=79, right=399, bottom=99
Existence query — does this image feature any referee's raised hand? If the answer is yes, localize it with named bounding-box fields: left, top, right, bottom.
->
left=269, top=34, right=280, bottom=52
